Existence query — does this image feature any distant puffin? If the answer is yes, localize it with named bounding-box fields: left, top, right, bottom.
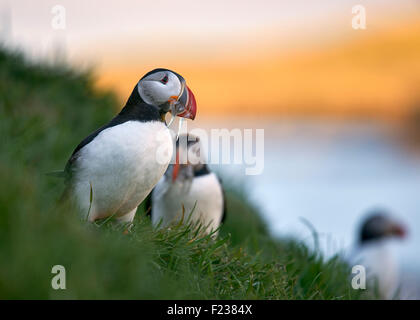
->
left=147, top=134, right=226, bottom=236
left=348, top=211, right=406, bottom=299
left=61, top=69, right=197, bottom=223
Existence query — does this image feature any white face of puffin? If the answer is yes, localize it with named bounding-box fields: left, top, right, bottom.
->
left=137, top=69, right=197, bottom=121
left=138, top=71, right=181, bottom=106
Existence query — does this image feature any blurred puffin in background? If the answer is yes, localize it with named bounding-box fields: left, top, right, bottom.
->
left=348, top=210, right=406, bottom=299
left=147, top=134, right=226, bottom=236
left=61, top=68, right=197, bottom=223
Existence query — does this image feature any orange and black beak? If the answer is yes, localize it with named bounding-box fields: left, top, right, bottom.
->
left=176, top=85, right=197, bottom=120
left=170, top=75, right=197, bottom=120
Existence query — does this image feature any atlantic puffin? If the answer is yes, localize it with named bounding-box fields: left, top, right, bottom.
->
left=147, top=134, right=226, bottom=236
left=348, top=211, right=406, bottom=299
left=61, top=69, right=197, bottom=223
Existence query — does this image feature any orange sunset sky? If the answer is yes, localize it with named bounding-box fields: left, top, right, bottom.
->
left=2, top=0, right=420, bottom=119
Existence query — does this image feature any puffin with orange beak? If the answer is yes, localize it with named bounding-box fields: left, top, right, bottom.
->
left=348, top=211, right=407, bottom=299
left=147, top=134, right=226, bottom=236
left=61, top=69, right=197, bottom=223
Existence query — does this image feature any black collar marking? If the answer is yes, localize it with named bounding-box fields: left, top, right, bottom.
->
left=193, top=164, right=211, bottom=177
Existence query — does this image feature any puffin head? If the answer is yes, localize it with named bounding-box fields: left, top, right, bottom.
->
left=359, top=210, right=407, bottom=244
left=137, top=68, right=197, bottom=120
left=165, top=133, right=203, bottom=183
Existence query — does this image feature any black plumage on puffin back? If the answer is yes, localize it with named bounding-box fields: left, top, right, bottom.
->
left=59, top=69, right=197, bottom=224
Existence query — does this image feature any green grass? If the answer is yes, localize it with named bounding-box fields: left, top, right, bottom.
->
left=0, top=47, right=359, bottom=299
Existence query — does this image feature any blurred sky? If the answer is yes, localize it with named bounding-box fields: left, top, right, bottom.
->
left=1, top=0, right=420, bottom=118
left=2, top=1, right=420, bottom=291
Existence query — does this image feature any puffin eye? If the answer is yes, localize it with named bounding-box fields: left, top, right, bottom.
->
left=160, top=75, right=169, bottom=84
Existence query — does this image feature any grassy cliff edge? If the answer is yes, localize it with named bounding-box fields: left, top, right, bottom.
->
left=0, top=48, right=357, bottom=299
